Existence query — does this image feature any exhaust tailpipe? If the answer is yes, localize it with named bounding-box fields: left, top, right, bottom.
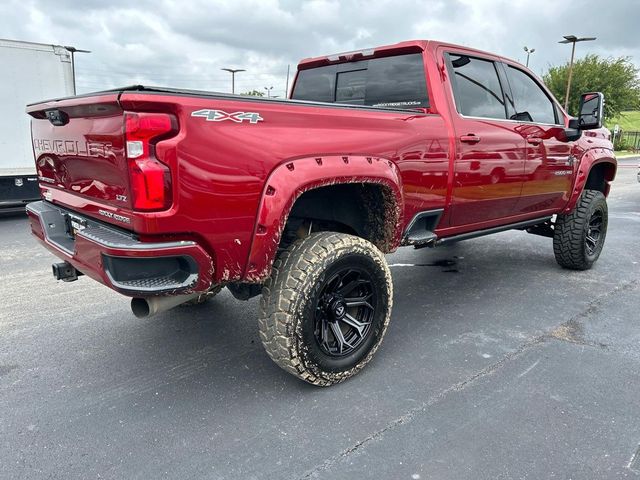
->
left=131, top=293, right=199, bottom=319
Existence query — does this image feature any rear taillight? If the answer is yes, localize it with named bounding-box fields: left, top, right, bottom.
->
left=124, top=112, right=176, bottom=211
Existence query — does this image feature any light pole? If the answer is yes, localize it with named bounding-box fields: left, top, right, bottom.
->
left=221, top=68, right=245, bottom=94
left=64, top=46, right=91, bottom=95
left=523, top=46, right=535, bottom=68
left=264, top=86, right=273, bottom=98
left=559, top=35, right=596, bottom=111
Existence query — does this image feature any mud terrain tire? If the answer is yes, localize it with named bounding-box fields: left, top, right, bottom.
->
left=553, top=189, right=608, bottom=270
left=259, top=232, right=393, bottom=386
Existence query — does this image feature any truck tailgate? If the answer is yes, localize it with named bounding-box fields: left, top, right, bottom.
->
left=27, top=94, right=131, bottom=213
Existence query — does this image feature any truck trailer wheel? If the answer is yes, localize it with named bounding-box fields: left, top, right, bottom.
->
left=259, top=232, right=393, bottom=386
left=553, top=189, right=608, bottom=270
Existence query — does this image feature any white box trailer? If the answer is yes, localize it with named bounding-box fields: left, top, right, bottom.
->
left=0, top=39, right=75, bottom=213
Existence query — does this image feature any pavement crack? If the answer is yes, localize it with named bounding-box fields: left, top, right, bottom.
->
left=546, top=280, right=638, bottom=349
left=547, top=319, right=606, bottom=348
left=297, top=335, right=546, bottom=479
left=297, top=279, right=639, bottom=480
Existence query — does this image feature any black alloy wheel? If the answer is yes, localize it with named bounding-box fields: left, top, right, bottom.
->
left=314, top=267, right=377, bottom=357
left=585, top=208, right=604, bottom=256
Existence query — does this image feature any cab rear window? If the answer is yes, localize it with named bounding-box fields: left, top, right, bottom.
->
left=291, top=53, right=429, bottom=108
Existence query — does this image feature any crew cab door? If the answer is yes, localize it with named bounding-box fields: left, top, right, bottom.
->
left=444, top=51, right=527, bottom=226
left=500, top=64, right=574, bottom=213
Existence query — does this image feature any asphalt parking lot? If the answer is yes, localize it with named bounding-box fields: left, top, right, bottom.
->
left=1, top=157, right=639, bottom=480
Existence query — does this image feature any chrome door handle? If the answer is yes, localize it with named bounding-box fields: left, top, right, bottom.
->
left=460, top=134, right=481, bottom=144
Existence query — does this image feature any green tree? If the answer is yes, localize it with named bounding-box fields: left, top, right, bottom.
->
left=543, top=54, right=640, bottom=119
left=240, top=90, right=265, bottom=97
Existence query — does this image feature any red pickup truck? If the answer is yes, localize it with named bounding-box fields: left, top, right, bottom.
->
left=26, top=40, right=615, bottom=386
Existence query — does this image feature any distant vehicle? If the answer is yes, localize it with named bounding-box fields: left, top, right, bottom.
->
left=25, top=40, right=616, bottom=386
left=0, top=39, right=75, bottom=214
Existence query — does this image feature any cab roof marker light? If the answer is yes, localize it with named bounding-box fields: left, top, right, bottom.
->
left=327, top=49, right=376, bottom=61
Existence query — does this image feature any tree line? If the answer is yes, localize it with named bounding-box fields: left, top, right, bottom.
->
left=543, top=54, right=640, bottom=121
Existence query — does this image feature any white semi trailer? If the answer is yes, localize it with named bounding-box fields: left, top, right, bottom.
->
left=0, top=39, right=75, bottom=213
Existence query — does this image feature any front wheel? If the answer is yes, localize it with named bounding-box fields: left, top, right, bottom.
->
left=553, top=189, right=608, bottom=270
left=259, top=232, right=393, bottom=386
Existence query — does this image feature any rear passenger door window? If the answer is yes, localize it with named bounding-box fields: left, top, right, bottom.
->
left=446, top=54, right=507, bottom=120
left=504, top=66, right=558, bottom=124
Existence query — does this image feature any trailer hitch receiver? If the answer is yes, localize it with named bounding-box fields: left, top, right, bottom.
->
left=52, top=261, right=82, bottom=282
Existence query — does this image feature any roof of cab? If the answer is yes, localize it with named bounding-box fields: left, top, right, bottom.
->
left=296, top=39, right=518, bottom=70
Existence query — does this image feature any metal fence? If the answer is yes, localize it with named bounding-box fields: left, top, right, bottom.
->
left=614, top=131, right=640, bottom=152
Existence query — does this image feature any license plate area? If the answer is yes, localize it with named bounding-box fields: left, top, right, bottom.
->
left=64, top=213, right=87, bottom=239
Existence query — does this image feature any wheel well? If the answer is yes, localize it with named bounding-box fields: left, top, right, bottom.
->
left=585, top=162, right=616, bottom=194
left=279, top=183, right=399, bottom=253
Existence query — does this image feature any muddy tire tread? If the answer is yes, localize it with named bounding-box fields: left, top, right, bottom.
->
left=259, top=232, right=392, bottom=386
left=553, top=189, right=607, bottom=270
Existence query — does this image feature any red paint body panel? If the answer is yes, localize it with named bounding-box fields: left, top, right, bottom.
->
left=25, top=39, right=616, bottom=297
left=245, top=155, right=404, bottom=280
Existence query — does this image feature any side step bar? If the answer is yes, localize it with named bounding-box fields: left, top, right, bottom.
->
left=434, top=216, right=552, bottom=246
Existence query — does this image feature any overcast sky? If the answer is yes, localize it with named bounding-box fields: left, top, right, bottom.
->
left=1, top=0, right=637, bottom=97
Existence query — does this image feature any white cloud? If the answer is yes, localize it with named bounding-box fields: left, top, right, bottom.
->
left=0, top=0, right=637, bottom=96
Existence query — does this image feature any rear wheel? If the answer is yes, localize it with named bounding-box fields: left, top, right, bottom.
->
left=259, top=232, right=393, bottom=386
left=553, top=189, right=608, bottom=270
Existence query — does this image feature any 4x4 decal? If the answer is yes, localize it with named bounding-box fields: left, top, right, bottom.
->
left=191, top=109, right=263, bottom=124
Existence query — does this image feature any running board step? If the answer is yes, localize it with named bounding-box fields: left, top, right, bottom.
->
left=402, top=209, right=443, bottom=248
left=435, top=216, right=552, bottom=246
left=406, top=231, right=438, bottom=248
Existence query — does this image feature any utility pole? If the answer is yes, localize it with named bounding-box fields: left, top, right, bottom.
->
left=64, top=46, right=91, bottom=95
left=264, top=86, right=273, bottom=98
left=523, top=46, right=535, bottom=68
left=221, top=68, right=245, bottom=94
left=559, top=35, right=596, bottom=112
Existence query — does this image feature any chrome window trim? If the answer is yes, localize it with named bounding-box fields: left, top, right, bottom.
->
left=457, top=113, right=564, bottom=128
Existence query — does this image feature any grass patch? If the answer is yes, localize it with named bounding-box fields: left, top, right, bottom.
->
left=606, top=111, right=640, bottom=131
left=614, top=151, right=639, bottom=158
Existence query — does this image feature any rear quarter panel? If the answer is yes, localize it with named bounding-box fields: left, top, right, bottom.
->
left=119, top=93, right=450, bottom=283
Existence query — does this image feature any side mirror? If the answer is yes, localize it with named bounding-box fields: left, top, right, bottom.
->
left=577, top=92, right=604, bottom=130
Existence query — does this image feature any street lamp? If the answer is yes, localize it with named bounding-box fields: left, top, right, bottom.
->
left=221, top=68, right=245, bottom=94
left=523, top=46, right=535, bottom=68
left=64, top=46, right=91, bottom=95
left=264, top=86, right=273, bottom=98
left=559, top=35, right=596, bottom=111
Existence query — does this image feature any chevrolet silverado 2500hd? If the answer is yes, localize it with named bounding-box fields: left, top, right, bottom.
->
left=26, top=40, right=616, bottom=386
